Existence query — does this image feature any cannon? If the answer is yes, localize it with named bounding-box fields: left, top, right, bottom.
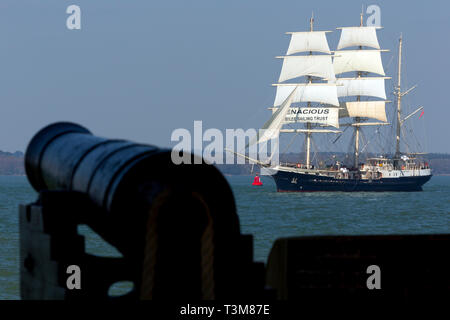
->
left=20, top=122, right=267, bottom=300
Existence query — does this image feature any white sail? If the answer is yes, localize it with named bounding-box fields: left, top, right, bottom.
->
left=333, top=50, right=385, bottom=76
left=337, top=27, right=381, bottom=50
left=254, top=86, right=299, bottom=145
left=284, top=107, right=340, bottom=128
left=273, top=84, right=339, bottom=107
left=286, top=31, right=331, bottom=55
left=334, top=77, right=387, bottom=99
left=278, top=55, right=335, bottom=82
left=339, top=101, right=387, bottom=122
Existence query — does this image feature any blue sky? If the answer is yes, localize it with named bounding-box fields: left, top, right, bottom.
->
left=0, top=0, right=448, bottom=153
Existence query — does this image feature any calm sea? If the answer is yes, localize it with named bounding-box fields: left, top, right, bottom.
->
left=0, top=175, right=449, bottom=299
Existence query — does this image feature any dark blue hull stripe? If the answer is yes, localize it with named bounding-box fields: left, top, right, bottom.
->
left=271, top=171, right=432, bottom=192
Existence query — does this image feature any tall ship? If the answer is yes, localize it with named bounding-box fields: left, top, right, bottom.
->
left=244, top=13, right=432, bottom=192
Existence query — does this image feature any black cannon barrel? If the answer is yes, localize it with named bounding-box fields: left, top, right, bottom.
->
left=25, top=122, right=165, bottom=212
left=25, top=122, right=236, bottom=214
left=22, top=122, right=266, bottom=299
left=24, top=122, right=240, bottom=254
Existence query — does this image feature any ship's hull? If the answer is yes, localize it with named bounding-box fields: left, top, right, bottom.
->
left=271, top=170, right=432, bottom=192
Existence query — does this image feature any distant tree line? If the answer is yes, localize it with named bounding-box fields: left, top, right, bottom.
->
left=0, top=151, right=25, bottom=175
left=1, top=150, right=450, bottom=176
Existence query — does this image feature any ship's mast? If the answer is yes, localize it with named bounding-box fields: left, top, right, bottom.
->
left=395, top=34, right=403, bottom=158
left=305, top=13, right=314, bottom=169
left=272, top=15, right=340, bottom=159
left=334, top=9, right=388, bottom=170
left=353, top=11, right=364, bottom=168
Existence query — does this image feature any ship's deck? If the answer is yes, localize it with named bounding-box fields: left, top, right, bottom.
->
left=275, top=161, right=431, bottom=180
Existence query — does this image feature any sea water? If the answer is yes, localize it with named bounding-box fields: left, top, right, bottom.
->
left=0, top=175, right=448, bottom=299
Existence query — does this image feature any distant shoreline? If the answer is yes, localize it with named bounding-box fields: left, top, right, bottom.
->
left=3, top=150, right=450, bottom=176
left=2, top=173, right=450, bottom=178
left=0, top=174, right=26, bottom=176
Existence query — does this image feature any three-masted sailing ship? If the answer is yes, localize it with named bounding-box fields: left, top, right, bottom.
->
left=250, top=13, right=432, bottom=192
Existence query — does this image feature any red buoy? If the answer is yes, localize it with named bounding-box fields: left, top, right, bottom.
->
left=252, top=175, right=263, bottom=186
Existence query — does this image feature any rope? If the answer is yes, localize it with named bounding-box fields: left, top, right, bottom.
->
left=140, top=190, right=170, bottom=300
left=280, top=132, right=300, bottom=155
left=191, top=192, right=215, bottom=300
left=140, top=190, right=215, bottom=300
